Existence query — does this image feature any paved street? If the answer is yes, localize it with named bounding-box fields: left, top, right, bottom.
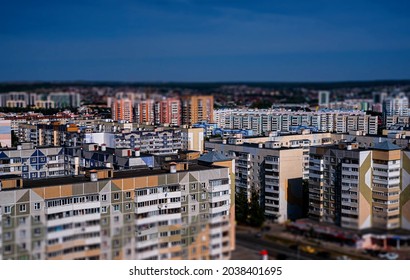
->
left=232, top=224, right=378, bottom=260
left=232, top=231, right=321, bottom=260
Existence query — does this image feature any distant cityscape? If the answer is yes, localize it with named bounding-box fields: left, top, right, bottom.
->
left=1, top=81, right=410, bottom=260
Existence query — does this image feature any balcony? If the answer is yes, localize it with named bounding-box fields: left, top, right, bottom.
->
left=341, top=208, right=358, bottom=215
left=309, top=208, right=323, bottom=217
left=341, top=201, right=358, bottom=208
left=310, top=187, right=323, bottom=195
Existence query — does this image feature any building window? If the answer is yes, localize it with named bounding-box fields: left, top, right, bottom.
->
left=101, top=206, right=107, bottom=213
left=18, top=217, right=26, bottom=225
left=125, top=192, right=131, bottom=199
left=113, top=193, right=120, bottom=200
left=19, top=204, right=27, bottom=212
left=4, top=232, right=12, bottom=241
left=101, top=194, right=107, bottom=201
left=4, top=245, right=12, bottom=254
left=34, top=202, right=40, bottom=210
left=113, top=205, right=120, bottom=212
left=34, top=228, right=41, bottom=236
left=4, top=205, right=11, bottom=214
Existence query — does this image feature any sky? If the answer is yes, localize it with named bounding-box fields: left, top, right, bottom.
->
left=1, top=0, right=410, bottom=82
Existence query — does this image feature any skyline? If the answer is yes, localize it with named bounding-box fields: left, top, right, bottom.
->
left=1, top=0, right=410, bottom=82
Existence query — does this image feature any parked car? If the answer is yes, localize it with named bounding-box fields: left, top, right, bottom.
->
left=300, top=245, right=316, bottom=254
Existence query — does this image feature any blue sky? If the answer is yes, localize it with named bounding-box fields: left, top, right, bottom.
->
left=1, top=0, right=410, bottom=82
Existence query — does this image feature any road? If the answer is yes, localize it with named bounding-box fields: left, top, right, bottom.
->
left=233, top=232, right=321, bottom=260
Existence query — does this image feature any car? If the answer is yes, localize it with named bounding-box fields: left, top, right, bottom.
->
left=378, top=252, right=399, bottom=260
left=300, top=245, right=316, bottom=254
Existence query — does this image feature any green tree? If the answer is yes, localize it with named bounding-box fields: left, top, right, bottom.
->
left=235, top=188, right=249, bottom=225
left=11, top=131, right=19, bottom=147
left=248, top=189, right=265, bottom=227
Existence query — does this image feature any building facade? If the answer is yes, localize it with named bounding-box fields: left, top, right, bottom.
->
left=206, top=140, right=306, bottom=222
left=111, top=98, right=133, bottom=122
left=181, top=95, right=214, bottom=125
left=0, top=157, right=235, bottom=260
left=308, top=141, right=402, bottom=230
left=154, top=97, right=181, bottom=126
left=0, top=143, right=66, bottom=180
left=214, top=109, right=378, bottom=136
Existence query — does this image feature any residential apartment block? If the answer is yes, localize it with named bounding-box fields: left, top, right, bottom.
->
left=0, top=154, right=235, bottom=260
left=111, top=97, right=133, bottom=122
left=0, top=92, right=81, bottom=108
left=134, top=99, right=155, bottom=125
left=383, top=92, right=409, bottom=118
left=181, top=95, right=214, bottom=125
left=154, top=97, right=181, bottom=126
left=0, top=143, right=66, bottom=180
left=206, top=140, right=307, bottom=223
left=214, top=109, right=378, bottom=136
left=308, top=141, right=402, bottom=230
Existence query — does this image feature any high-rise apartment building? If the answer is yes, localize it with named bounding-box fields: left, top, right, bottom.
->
left=309, top=141, right=401, bottom=230
left=0, top=92, right=37, bottom=108
left=373, top=92, right=388, bottom=105
left=0, top=155, right=235, bottom=260
left=383, top=92, right=409, bottom=119
left=111, top=98, right=133, bottom=122
left=181, top=95, right=214, bottom=125
left=134, top=99, right=155, bottom=125
left=48, top=92, right=81, bottom=108
left=206, top=139, right=313, bottom=222
left=318, top=91, right=330, bottom=108
left=154, top=97, right=181, bottom=126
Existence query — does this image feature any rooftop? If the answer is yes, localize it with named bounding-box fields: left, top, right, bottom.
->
left=16, top=162, right=224, bottom=190
left=372, top=141, right=401, bottom=151
left=198, top=151, right=230, bottom=163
